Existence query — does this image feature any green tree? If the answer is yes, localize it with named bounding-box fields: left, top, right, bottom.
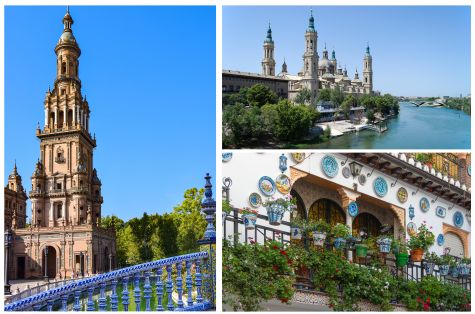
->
left=116, top=225, right=142, bottom=267
left=295, top=88, right=312, bottom=105
left=245, top=84, right=278, bottom=107
left=100, top=215, right=125, bottom=231
left=366, top=110, right=376, bottom=124
left=172, top=187, right=207, bottom=254
left=317, top=88, right=331, bottom=102
left=330, top=86, right=344, bottom=107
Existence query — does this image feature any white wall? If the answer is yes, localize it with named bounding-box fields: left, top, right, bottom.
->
left=222, top=152, right=471, bottom=257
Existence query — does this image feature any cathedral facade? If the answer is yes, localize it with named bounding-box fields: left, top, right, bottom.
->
left=6, top=8, right=116, bottom=281
left=223, top=11, right=374, bottom=103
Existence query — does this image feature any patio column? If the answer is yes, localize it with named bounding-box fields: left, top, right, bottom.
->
left=337, top=187, right=361, bottom=262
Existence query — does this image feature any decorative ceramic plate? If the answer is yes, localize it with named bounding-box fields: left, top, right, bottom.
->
left=373, top=176, right=388, bottom=197
left=358, top=174, right=367, bottom=185
left=397, top=187, right=408, bottom=203
left=407, top=222, right=417, bottom=237
left=222, top=152, right=233, bottom=162
left=437, top=234, right=445, bottom=246
left=321, top=155, right=339, bottom=178
left=348, top=202, right=358, bottom=217
left=419, top=197, right=430, bottom=213
left=453, top=211, right=464, bottom=228
left=342, top=167, right=351, bottom=178
left=249, top=193, right=262, bottom=208
left=435, top=206, right=446, bottom=218
left=291, top=153, right=305, bottom=163
left=275, top=174, right=291, bottom=194
left=258, top=176, right=276, bottom=196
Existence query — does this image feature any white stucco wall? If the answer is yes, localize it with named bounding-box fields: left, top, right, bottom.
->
left=222, top=152, right=471, bottom=257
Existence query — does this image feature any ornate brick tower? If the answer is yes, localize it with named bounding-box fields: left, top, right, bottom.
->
left=4, top=163, right=28, bottom=230
left=262, top=23, right=276, bottom=76
left=301, top=10, right=319, bottom=102
left=10, top=8, right=116, bottom=281
left=363, top=44, right=373, bottom=94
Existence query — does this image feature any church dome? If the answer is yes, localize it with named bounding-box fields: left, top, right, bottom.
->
left=318, top=58, right=332, bottom=69
left=59, top=31, right=76, bottom=44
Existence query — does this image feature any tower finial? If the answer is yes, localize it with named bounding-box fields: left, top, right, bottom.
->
left=67, top=5, right=69, bottom=13
left=307, top=9, right=315, bottom=32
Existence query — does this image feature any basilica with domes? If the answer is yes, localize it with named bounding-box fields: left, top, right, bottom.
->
left=222, top=10, right=375, bottom=103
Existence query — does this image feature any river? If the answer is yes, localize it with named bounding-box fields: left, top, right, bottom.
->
left=311, top=102, right=471, bottom=149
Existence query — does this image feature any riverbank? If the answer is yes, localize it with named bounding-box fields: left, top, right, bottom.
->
left=289, top=102, right=470, bottom=149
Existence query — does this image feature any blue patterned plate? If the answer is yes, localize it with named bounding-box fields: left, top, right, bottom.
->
left=407, top=222, right=417, bottom=236
left=258, top=176, right=276, bottom=196
left=419, top=197, right=430, bottom=213
left=437, top=234, right=445, bottom=246
left=249, top=193, right=262, bottom=208
left=435, top=206, right=446, bottom=218
left=453, top=211, right=464, bottom=228
left=373, top=176, right=388, bottom=197
left=222, top=152, right=233, bottom=162
left=321, top=155, right=339, bottom=178
left=348, top=202, right=358, bottom=217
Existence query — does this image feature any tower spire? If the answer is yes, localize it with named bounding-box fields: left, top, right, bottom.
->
left=307, top=9, right=315, bottom=32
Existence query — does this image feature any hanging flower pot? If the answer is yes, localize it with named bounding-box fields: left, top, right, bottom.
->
left=410, top=248, right=424, bottom=262
left=266, top=203, right=285, bottom=225
left=396, top=252, right=409, bottom=267
left=312, top=231, right=327, bottom=246
left=356, top=244, right=368, bottom=258
left=333, top=237, right=346, bottom=250
left=377, top=237, right=392, bottom=253
left=438, top=264, right=450, bottom=276
left=424, top=262, right=435, bottom=275
left=450, top=266, right=460, bottom=278
left=290, top=226, right=302, bottom=240
left=242, top=213, right=257, bottom=230
left=458, top=263, right=470, bottom=276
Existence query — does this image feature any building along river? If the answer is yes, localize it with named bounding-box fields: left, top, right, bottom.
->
left=311, top=102, right=470, bottom=149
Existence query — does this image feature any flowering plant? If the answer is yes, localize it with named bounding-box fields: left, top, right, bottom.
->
left=408, top=222, right=435, bottom=251
left=262, top=194, right=297, bottom=213
left=239, top=207, right=258, bottom=215
left=331, top=223, right=351, bottom=238
left=424, top=251, right=441, bottom=264
left=309, top=219, right=331, bottom=233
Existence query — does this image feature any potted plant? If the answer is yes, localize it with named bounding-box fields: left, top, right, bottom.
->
left=331, top=223, right=350, bottom=250
left=393, top=238, right=410, bottom=267
left=356, top=237, right=369, bottom=258
left=437, top=254, right=454, bottom=276
left=423, top=252, right=440, bottom=275
left=263, top=194, right=296, bottom=226
left=240, top=207, right=258, bottom=230
left=376, top=224, right=393, bottom=253
left=309, top=219, right=330, bottom=246
left=458, top=257, right=471, bottom=276
left=408, top=223, right=435, bottom=262
left=290, top=218, right=307, bottom=240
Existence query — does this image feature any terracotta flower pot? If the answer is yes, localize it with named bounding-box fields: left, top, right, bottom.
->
left=410, top=248, right=424, bottom=262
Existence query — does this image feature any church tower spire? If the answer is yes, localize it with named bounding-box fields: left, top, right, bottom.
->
left=363, top=43, right=373, bottom=94
left=301, top=9, right=319, bottom=103
left=262, top=22, right=276, bottom=76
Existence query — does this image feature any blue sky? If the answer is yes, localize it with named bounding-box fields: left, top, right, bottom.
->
left=223, top=6, right=471, bottom=97
left=5, top=6, right=216, bottom=222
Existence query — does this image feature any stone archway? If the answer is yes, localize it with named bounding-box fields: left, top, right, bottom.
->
left=443, top=224, right=469, bottom=257
left=42, top=246, right=57, bottom=278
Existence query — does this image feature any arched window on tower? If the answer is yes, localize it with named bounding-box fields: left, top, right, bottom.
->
left=61, top=62, right=66, bottom=75
left=67, top=110, right=73, bottom=127
left=57, top=203, right=63, bottom=219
